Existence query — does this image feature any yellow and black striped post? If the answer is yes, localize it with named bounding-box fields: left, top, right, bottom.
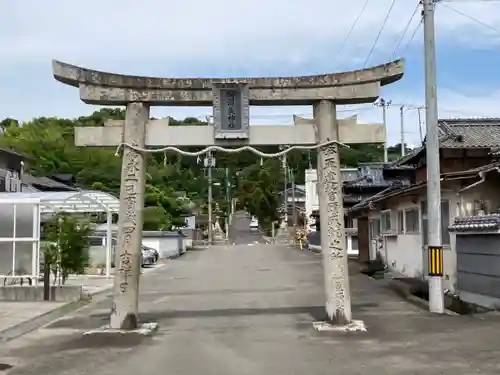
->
left=427, top=246, right=444, bottom=277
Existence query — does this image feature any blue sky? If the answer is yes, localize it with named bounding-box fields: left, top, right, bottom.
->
left=1, top=0, right=500, bottom=147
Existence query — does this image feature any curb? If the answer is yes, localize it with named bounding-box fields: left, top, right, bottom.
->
left=357, top=272, right=459, bottom=316
left=386, top=278, right=458, bottom=316
left=0, top=263, right=167, bottom=342
left=0, top=296, right=100, bottom=343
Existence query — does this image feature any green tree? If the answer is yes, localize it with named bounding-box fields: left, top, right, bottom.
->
left=235, top=159, right=283, bottom=234
left=42, top=213, right=93, bottom=284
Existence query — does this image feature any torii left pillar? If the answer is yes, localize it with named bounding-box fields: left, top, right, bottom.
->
left=111, top=102, right=149, bottom=330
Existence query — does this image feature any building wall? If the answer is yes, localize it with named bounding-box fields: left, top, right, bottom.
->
left=451, top=176, right=500, bottom=307
left=367, top=190, right=459, bottom=292
left=304, top=167, right=359, bottom=224
left=455, top=234, right=500, bottom=309
left=305, top=169, right=318, bottom=221
left=415, top=154, right=490, bottom=184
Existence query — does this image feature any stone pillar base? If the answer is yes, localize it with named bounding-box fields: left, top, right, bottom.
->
left=83, top=322, right=159, bottom=337
left=312, top=320, right=366, bottom=333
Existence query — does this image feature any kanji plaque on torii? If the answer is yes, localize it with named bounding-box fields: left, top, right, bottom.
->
left=52, top=58, right=404, bottom=330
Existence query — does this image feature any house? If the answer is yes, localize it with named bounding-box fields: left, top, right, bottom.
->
left=0, top=146, right=79, bottom=193
left=393, top=118, right=500, bottom=182
left=305, top=165, right=398, bottom=254
left=348, top=117, right=500, bottom=296
left=21, top=174, right=78, bottom=192
left=280, top=184, right=306, bottom=225
left=0, top=147, right=26, bottom=192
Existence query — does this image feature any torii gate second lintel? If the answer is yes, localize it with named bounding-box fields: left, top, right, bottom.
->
left=53, top=59, right=405, bottom=330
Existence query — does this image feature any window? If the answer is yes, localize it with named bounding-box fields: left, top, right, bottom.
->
left=397, top=210, right=404, bottom=234
left=441, top=200, right=450, bottom=245
left=421, top=200, right=450, bottom=245
left=405, top=208, right=419, bottom=233
left=89, top=237, right=104, bottom=247
left=345, top=217, right=357, bottom=229
left=381, top=211, right=392, bottom=232
left=369, top=219, right=381, bottom=239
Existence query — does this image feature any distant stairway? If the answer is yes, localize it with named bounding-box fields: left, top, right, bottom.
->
left=275, top=223, right=291, bottom=245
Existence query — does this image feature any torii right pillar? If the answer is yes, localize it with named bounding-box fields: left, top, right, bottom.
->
left=314, top=100, right=351, bottom=324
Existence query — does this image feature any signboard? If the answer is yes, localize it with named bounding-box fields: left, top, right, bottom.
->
left=213, top=83, right=249, bottom=140
left=427, top=245, right=444, bottom=277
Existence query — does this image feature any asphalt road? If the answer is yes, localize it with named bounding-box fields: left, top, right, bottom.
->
left=227, top=211, right=266, bottom=245
left=3, top=224, right=500, bottom=374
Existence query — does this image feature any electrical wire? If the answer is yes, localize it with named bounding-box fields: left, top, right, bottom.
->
left=363, top=0, right=397, bottom=68
left=333, top=0, right=371, bottom=65
left=392, top=2, right=421, bottom=58
left=399, top=17, right=422, bottom=55
left=440, top=2, right=500, bottom=34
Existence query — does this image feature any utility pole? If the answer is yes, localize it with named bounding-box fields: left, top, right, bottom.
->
left=282, top=151, right=288, bottom=226
left=225, top=167, right=230, bottom=238
left=205, top=150, right=214, bottom=245
left=290, top=168, right=297, bottom=227
left=423, top=0, right=445, bottom=313
left=400, top=105, right=405, bottom=157
left=374, top=98, right=391, bottom=163
left=417, top=106, right=424, bottom=144
left=205, top=115, right=215, bottom=245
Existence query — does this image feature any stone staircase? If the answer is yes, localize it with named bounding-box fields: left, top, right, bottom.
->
left=275, top=222, right=293, bottom=246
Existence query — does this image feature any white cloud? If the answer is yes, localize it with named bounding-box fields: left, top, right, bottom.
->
left=1, top=0, right=499, bottom=67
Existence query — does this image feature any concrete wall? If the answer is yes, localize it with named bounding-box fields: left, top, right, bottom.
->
left=367, top=190, right=458, bottom=292
left=456, top=234, right=500, bottom=309
left=450, top=172, right=500, bottom=308
left=142, top=231, right=185, bottom=259
left=0, top=285, right=82, bottom=302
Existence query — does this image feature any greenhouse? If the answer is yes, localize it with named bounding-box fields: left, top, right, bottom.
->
left=0, top=190, right=120, bottom=282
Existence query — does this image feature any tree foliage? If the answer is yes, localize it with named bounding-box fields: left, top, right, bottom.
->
left=0, top=108, right=396, bottom=233
left=42, top=213, right=93, bottom=284
left=235, top=159, right=284, bottom=234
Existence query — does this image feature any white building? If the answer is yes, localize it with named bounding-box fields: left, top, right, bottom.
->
left=304, top=168, right=360, bottom=255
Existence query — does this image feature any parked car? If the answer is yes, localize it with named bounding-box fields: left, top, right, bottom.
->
left=110, top=244, right=158, bottom=268
left=140, top=246, right=157, bottom=267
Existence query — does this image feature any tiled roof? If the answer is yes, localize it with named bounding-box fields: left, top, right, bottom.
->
left=349, top=161, right=500, bottom=215
left=0, top=146, right=30, bottom=159
left=449, top=214, right=500, bottom=232
left=344, top=164, right=391, bottom=188
left=21, top=174, right=78, bottom=191
left=439, top=118, right=500, bottom=148
left=392, top=118, right=500, bottom=166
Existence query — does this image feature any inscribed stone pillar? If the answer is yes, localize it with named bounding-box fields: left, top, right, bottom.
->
left=110, top=102, right=149, bottom=330
left=314, top=100, right=352, bottom=325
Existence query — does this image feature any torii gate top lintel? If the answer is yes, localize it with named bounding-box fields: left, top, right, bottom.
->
left=52, top=59, right=405, bottom=106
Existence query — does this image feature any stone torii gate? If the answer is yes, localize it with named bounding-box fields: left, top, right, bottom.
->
left=52, top=59, right=404, bottom=330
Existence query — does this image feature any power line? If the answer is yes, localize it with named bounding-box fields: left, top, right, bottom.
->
left=439, top=2, right=500, bottom=34
left=392, top=2, right=421, bottom=58
left=363, top=0, right=397, bottom=68
left=333, top=0, right=371, bottom=65
left=399, top=16, right=422, bottom=55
